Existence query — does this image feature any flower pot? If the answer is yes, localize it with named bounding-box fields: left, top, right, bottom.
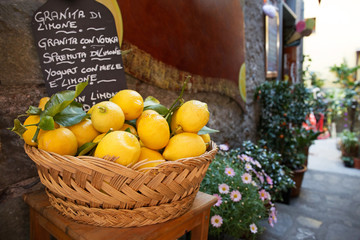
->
left=291, top=165, right=307, bottom=197
left=354, top=157, right=360, bottom=169
left=277, top=188, right=292, bottom=205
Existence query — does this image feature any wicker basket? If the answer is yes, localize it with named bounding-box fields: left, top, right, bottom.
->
left=24, top=142, right=217, bottom=227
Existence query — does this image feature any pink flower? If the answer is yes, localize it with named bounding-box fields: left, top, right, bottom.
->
left=254, top=160, right=262, bottom=168
left=213, top=194, right=223, bottom=207
left=266, top=175, right=273, bottom=185
left=211, top=215, right=223, bottom=228
left=270, top=206, right=276, bottom=214
left=250, top=223, right=258, bottom=234
left=218, top=183, right=229, bottom=194
left=270, top=207, right=277, bottom=223
left=259, top=189, right=269, bottom=201
left=268, top=217, right=274, bottom=227
left=257, top=173, right=264, bottom=184
left=225, top=167, right=235, bottom=177
left=230, top=190, right=242, bottom=202
left=240, top=154, right=254, bottom=163
left=219, top=144, right=229, bottom=151
left=245, top=162, right=252, bottom=171
left=241, top=173, right=252, bottom=184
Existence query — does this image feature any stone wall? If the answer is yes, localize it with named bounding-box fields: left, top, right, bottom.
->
left=0, top=0, right=266, bottom=239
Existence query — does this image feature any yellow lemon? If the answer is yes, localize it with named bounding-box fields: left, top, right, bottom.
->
left=163, top=133, right=206, bottom=161
left=200, top=133, right=211, bottom=147
left=38, top=128, right=78, bottom=156
left=92, top=132, right=106, bottom=143
left=67, top=119, right=100, bottom=147
left=136, top=110, right=158, bottom=129
left=171, top=100, right=209, bottom=133
left=137, top=147, right=165, bottom=170
left=87, top=105, right=95, bottom=114
left=94, top=131, right=141, bottom=166
left=91, top=101, right=125, bottom=133
left=23, top=115, right=42, bottom=146
left=111, top=89, right=144, bottom=120
left=137, top=112, right=170, bottom=150
left=120, top=123, right=138, bottom=136
left=238, top=63, right=246, bottom=102
left=170, top=110, right=183, bottom=134
left=38, top=97, right=50, bottom=110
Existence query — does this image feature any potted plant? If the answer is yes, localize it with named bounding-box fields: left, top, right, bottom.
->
left=339, top=129, right=360, bottom=169
left=255, top=81, right=313, bottom=197
left=339, top=129, right=359, bottom=158
left=200, top=146, right=278, bottom=240
left=294, top=127, right=322, bottom=166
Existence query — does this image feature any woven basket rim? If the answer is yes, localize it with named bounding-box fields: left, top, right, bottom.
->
left=24, top=141, right=218, bottom=173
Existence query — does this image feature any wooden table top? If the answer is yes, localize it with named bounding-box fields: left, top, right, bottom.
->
left=24, top=190, right=217, bottom=240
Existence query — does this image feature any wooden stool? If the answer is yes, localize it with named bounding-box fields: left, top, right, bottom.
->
left=23, top=190, right=217, bottom=240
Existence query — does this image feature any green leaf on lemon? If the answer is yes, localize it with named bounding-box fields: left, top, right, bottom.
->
left=144, top=96, right=160, bottom=107
left=77, top=142, right=98, bottom=156
left=10, top=119, right=28, bottom=138
left=41, top=81, right=88, bottom=117
left=26, top=106, right=42, bottom=115
left=38, top=115, right=55, bottom=130
left=53, top=101, right=87, bottom=127
left=144, top=104, right=169, bottom=116
left=197, top=126, right=219, bottom=135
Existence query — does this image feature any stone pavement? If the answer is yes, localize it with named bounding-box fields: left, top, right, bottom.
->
left=259, top=138, right=360, bottom=240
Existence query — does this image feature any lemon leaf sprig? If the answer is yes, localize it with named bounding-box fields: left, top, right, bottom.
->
left=164, top=76, right=190, bottom=126
left=10, top=81, right=89, bottom=143
left=143, top=96, right=169, bottom=116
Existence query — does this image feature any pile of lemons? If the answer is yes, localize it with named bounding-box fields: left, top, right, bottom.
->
left=22, top=89, right=213, bottom=171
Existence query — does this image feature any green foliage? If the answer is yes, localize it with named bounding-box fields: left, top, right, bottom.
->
left=330, top=60, right=360, bottom=88
left=330, top=60, right=360, bottom=131
left=240, top=140, right=295, bottom=202
left=10, top=81, right=88, bottom=143
left=340, top=129, right=359, bottom=157
left=200, top=148, right=278, bottom=239
left=255, top=80, right=313, bottom=170
left=325, top=88, right=347, bottom=123
left=295, top=127, right=322, bottom=151
left=143, top=96, right=169, bottom=116
left=302, top=56, right=324, bottom=88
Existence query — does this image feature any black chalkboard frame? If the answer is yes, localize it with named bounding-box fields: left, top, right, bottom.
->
left=265, top=12, right=280, bottom=79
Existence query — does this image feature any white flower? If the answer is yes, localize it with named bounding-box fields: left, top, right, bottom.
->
left=250, top=223, right=258, bottom=234
left=218, top=183, right=230, bottom=194
left=230, top=190, right=242, bottom=202
left=225, top=167, right=235, bottom=177
left=219, top=144, right=229, bottom=151
left=245, top=162, right=252, bottom=171
left=213, top=194, right=223, bottom=207
left=255, top=160, right=262, bottom=168
left=241, top=173, right=252, bottom=184
left=211, top=215, right=223, bottom=228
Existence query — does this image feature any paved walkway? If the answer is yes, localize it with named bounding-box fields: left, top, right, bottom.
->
left=259, top=138, right=360, bottom=240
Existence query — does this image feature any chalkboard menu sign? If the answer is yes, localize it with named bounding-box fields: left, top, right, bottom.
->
left=32, top=0, right=127, bottom=111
